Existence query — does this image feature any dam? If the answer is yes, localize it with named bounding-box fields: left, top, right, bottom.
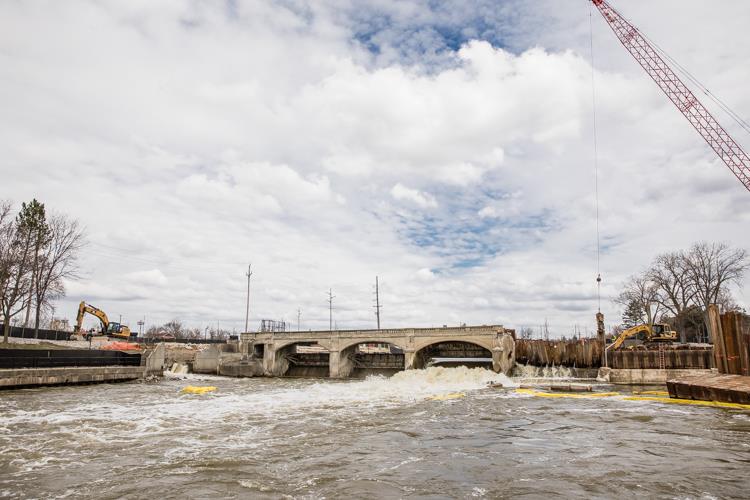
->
left=240, top=325, right=516, bottom=377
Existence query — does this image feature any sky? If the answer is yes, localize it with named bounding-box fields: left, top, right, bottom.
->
left=1, top=0, right=749, bottom=336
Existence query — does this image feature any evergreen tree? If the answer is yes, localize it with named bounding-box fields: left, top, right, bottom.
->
left=622, top=299, right=645, bottom=328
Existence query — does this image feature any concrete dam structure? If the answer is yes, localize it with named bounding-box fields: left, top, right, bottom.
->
left=240, top=325, right=516, bottom=378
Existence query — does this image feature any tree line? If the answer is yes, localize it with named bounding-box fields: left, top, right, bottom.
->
left=0, top=199, right=84, bottom=342
left=615, top=241, right=748, bottom=342
left=144, top=319, right=232, bottom=340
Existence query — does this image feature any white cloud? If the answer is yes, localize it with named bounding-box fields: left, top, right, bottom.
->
left=390, top=183, right=438, bottom=209
left=1, top=0, right=748, bottom=334
left=415, top=268, right=436, bottom=281
left=478, top=206, right=498, bottom=219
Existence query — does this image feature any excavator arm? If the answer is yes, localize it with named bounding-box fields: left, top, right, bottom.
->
left=74, top=301, right=110, bottom=334
left=608, top=324, right=649, bottom=350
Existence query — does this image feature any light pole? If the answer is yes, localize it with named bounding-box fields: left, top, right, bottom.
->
left=245, top=264, right=252, bottom=333
left=327, top=289, right=335, bottom=331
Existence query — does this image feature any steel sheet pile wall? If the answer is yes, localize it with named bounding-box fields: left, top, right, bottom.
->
left=515, top=339, right=603, bottom=368
left=0, top=349, right=141, bottom=369
left=608, top=347, right=713, bottom=370
left=710, top=307, right=750, bottom=376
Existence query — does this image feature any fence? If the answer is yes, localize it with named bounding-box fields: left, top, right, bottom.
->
left=607, top=346, right=713, bottom=370
left=133, top=337, right=229, bottom=345
left=708, top=306, right=750, bottom=376
left=1, top=325, right=233, bottom=345
left=515, top=338, right=603, bottom=368
left=0, top=348, right=142, bottom=369
left=1, top=325, right=73, bottom=341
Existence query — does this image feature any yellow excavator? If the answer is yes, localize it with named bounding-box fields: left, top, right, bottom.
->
left=73, top=301, right=132, bottom=340
left=607, top=323, right=678, bottom=350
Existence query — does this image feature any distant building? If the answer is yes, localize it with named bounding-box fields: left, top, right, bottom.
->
left=49, top=318, right=71, bottom=332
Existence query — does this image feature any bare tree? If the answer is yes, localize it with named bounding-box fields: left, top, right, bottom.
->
left=649, top=251, right=696, bottom=342
left=684, top=242, right=748, bottom=331
left=163, top=319, right=184, bottom=338
left=32, top=214, right=85, bottom=337
left=184, top=327, right=202, bottom=339
left=0, top=202, right=35, bottom=343
left=615, top=272, right=662, bottom=327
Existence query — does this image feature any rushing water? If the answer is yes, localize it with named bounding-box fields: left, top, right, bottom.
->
left=1, top=367, right=750, bottom=499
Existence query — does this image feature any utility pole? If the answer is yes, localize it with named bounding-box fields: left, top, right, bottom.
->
left=297, top=308, right=301, bottom=331
left=245, top=264, right=252, bottom=333
left=373, top=276, right=382, bottom=330
left=327, top=289, right=335, bottom=331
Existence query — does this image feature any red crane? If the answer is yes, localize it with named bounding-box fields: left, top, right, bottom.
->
left=591, top=0, right=750, bottom=192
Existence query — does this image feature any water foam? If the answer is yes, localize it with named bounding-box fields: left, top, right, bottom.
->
left=512, top=363, right=578, bottom=380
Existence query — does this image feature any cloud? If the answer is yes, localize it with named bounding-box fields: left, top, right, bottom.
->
left=1, top=0, right=748, bottom=335
left=390, top=183, right=438, bottom=208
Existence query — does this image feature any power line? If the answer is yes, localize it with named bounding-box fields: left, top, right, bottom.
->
left=244, top=264, right=252, bottom=333
left=373, top=276, right=382, bottom=330
left=589, top=2, right=603, bottom=313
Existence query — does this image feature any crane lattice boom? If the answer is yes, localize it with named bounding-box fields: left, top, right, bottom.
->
left=592, top=0, right=750, bottom=192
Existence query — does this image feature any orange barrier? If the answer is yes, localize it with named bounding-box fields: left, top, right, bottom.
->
left=99, top=341, right=141, bottom=351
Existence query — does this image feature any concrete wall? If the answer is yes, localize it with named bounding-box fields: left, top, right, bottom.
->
left=143, top=343, right=165, bottom=376
left=193, top=346, right=221, bottom=374
left=598, top=367, right=713, bottom=385
left=0, top=366, right=143, bottom=388
left=193, top=345, right=243, bottom=374
left=219, top=359, right=263, bottom=377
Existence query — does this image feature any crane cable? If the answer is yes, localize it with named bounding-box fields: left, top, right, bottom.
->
left=640, top=31, right=750, bottom=139
left=589, top=3, right=602, bottom=313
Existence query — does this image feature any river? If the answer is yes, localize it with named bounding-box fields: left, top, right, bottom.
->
left=1, top=367, right=749, bottom=499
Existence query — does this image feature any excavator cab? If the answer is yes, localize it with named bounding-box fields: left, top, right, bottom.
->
left=106, top=323, right=123, bottom=334
left=105, top=322, right=132, bottom=338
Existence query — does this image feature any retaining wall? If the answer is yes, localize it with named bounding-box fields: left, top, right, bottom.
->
left=598, top=367, right=713, bottom=385
left=607, top=347, right=713, bottom=370
left=0, top=366, right=143, bottom=389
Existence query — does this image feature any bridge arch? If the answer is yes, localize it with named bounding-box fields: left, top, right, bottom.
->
left=413, top=337, right=496, bottom=354
left=272, top=339, right=332, bottom=352
left=338, top=338, right=406, bottom=353
left=336, top=340, right=406, bottom=378
left=272, top=341, right=330, bottom=377
left=412, top=338, right=494, bottom=370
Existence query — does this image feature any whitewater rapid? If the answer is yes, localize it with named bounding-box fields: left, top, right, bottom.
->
left=2, top=366, right=749, bottom=499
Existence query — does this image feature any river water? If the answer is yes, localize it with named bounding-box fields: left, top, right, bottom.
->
left=1, top=367, right=749, bottom=499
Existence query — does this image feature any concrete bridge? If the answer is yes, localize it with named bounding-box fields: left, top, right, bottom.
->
left=240, top=325, right=516, bottom=378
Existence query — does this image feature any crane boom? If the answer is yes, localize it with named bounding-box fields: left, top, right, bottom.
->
left=591, top=0, right=750, bottom=192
